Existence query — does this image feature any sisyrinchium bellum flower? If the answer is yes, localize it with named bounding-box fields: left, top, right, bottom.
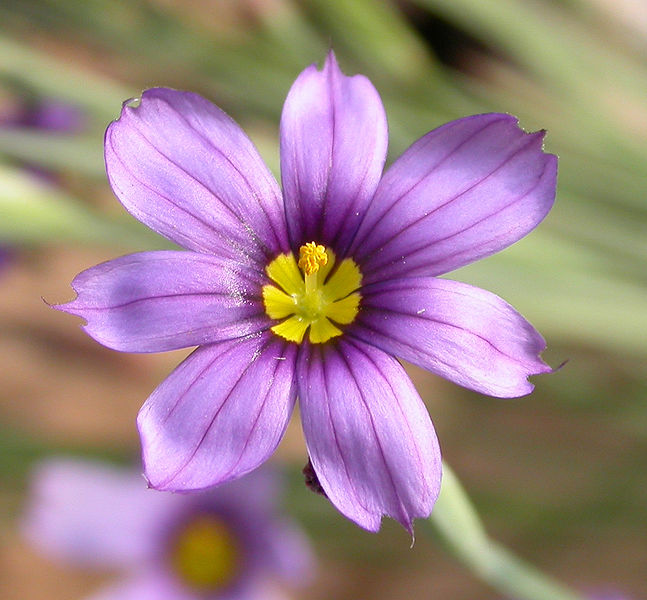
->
left=56, top=51, right=557, bottom=533
left=23, top=459, right=312, bottom=600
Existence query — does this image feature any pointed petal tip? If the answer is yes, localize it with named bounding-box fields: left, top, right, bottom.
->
left=43, top=294, right=67, bottom=312
left=308, top=440, right=439, bottom=535
left=299, top=49, right=342, bottom=83
left=324, top=48, right=340, bottom=70
left=357, top=278, right=553, bottom=398
left=503, top=356, right=553, bottom=399
left=50, top=295, right=108, bottom=348
left=342, top=496, right=436, bottom=536
left=48, top=294, right=85, bottom=320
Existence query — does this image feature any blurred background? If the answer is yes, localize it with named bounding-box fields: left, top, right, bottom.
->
left=1, top=1, right=645, bottom=598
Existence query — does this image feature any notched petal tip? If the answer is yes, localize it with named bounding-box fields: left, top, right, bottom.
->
left=499, top=114, right=558, bottom=159
left=514, top=121, right=558, bottom=174
left=122, top=95, right=142, bottom=110
left=470, top=112, right=557, bottom=162
left=356, top=110, right=558, bottom=281
left=517, top=352, right=554, bottom=396
left=120, top=87, right=185, bottom=113
left=493, top=342, right=553, bottom=399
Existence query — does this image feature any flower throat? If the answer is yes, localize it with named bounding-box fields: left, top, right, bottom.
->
left=170, top=514, right=239, bottom=592
left=263, top=242, right=362, bottom=344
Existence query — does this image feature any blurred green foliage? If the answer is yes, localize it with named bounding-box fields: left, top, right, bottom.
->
left=2, top=0, right=646, bottom=355
left=1, top=1, right=645, bottom=599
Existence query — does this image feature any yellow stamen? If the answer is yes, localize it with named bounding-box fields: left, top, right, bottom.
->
left=298, top=242, right=328, bottom=276
left=170, top=514, right=239, bottom=591
left=263, top=242, right=361, bottom=344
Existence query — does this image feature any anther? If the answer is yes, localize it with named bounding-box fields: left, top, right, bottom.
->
left=298, top=242, right=328, bottom=276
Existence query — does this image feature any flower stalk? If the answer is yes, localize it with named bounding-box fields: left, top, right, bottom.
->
left=428, top=463, right=586, bottom=600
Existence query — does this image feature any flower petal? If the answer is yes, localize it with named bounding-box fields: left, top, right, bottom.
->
left=105, top=87, right=289, bottom=261
left=297, top=339, right=441, bottom=532
left=85, top=576, right=188, bottom=600
left=138, top=333, right=297, bottom=491
left=259, top=517, right=315, bottom=586
left=352, top=277, right=551, bottom=397
left=55, top=251, right=268, bottom=352
left=349, top=113, right=557, bottom=282
left=22, top=459, right=175, bottom=568
left=280, top=51, right=388, bottom=253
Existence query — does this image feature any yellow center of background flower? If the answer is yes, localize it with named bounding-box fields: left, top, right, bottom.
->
left=170, top=514, right=239, bottom=592
left=263, top=242, right=362, bottom=344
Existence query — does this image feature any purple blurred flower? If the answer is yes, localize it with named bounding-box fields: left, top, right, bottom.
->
left=507, top=589, right=633, bottom=600
left=1, top=99, right=84, bottom=269
left=23, top=459, right=312, bottom=600
left=56, top=52, right=557, bottom=532
left=0, top=246, right=11, bottom=270
left=2, top=99, right=84, bottom=133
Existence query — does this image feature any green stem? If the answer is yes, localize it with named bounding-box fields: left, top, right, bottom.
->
left=427, top=463, right=586, bottom=600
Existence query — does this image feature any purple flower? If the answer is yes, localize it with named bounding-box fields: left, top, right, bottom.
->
left=1, top=99, right=85, bottom=179
left=2, top=99, right=84, bottom=133
left=1, top=99, right=84, bottom=269
left=56, top=52, right=557, bottom=532
left=508, top=591, right=634, bottom=600
left=23, top=459, right=312, bottom=600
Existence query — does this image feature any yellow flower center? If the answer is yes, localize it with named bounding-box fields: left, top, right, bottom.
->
left=170, top=514, right=240, bottom=592
left=263, top=242, right=362, bottom=344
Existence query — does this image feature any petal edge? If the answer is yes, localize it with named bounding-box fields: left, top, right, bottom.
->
left=297, top=339, right=441, bottom=532
left=54, top=251, right=268, bottom=352
left=138, top=333, right=297, bottom=491
left=353, top=277, right=551, bottom=397
left=280, top=52, right=388, bottom=253
left=350, top=113, right=557, bottom=281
